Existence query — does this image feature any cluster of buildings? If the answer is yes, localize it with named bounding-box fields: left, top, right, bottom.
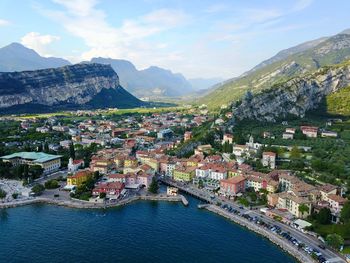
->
left=280, top=125, right=338, bottom=140
left=267, top=173, right=347, bottom=221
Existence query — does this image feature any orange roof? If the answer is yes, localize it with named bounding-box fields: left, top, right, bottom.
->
left=221, top=175, right=246, bottom=184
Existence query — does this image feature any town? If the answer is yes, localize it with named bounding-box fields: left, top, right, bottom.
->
left=0, top=106, right=349, bottom=263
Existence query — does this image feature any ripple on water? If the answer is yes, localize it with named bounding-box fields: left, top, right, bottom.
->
left=0, top=197, right=297, bottom=263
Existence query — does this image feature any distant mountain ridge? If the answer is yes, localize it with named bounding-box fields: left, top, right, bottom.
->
left=0, top=42, right=71, bottom=71
left=89, top=57, right=194, bottom=98
left=0, top=43, right=222, bottom=99
left=0, top=63, right=144, bottom=113
left=198, top=28, right=350, bottom=108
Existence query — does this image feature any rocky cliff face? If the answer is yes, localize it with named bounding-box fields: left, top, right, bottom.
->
left=234, top=62, right=350, bottom=122
left=0, top=63, right=143, bottom=112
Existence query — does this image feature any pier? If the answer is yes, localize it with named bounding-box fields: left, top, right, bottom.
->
left=159, top=177, right=212, bottom=204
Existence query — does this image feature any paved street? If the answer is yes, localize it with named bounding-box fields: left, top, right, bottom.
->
left=160, top=177, right=345, bottom=263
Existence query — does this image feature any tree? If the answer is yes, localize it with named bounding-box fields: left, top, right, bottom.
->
left=0, top=189, right=7, bottom=199
left=31, top=184, right=45, bottom=196
left=316, top=207, right=332, bottom=224
left=44, top=142, right=49, bottom=153
left=326, top=234, right=344, bottom=250
left=99, top=192, right=106, bottom=199
left=93, top=171, right=101, bottom=181
left=37, top=144, right=43, bottom=152
left=69, top=143, right=76, bottom=159
left=340, top=201, right=350, bottom=223
left=148, top=177, right=159, bottom=194
left=298, top=204, right=309, bottom=217
left=12, top=193, right=18, bottom=199
left=44, top=179, right=59, bottom=189
left=29, top=165, right=44, bottom=179
left=290, top=146, right=301, bottom=159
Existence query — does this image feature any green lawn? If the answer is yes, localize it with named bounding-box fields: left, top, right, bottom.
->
left=342, top=246, right=350, bottom=254
left=313, top=223, right=350, bottom=240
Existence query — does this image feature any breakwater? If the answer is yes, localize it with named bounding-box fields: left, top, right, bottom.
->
left=0, top=194, right=185, bottom=209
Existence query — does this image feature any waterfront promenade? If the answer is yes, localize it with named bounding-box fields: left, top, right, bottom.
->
left=0, top=193, right=186, bottom=209
left=159, top=177, right=346, bottom=263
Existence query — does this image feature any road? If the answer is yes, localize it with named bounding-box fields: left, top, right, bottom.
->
left=160, top=177, right=345, bottom=263
left=32, top=169, right=68, bottom=186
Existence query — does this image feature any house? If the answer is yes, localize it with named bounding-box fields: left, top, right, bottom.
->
left=92, top=182, right=125, bottom=198
left=321, top=131, right=338, bottom=138
left=136, top=171, right=154, bottom=188
left=108, top=173, right=127, bottom=183
left=282, top=132, right=294, bottom=140
left=222, top=134, right=233, bottom=144
left=262, top=152, right=276, bottom=169
left=0, top=152, right=61, bottom=174
left=68, top=158, right=84, bottom=172
left=220, top=175, right=246, bottom=196
left=36, top=127, right=50, bottom=133
left=184, top=131, right=192, bottom=141
left=90, top=157, right=112, bottom=174
left=277, top=192, right=312, bottom=218
left=124, top=157, right=138, bottom=168
left=285, top=128, right=296, bottom=134
left=232, top=145, right=248, bottom=157
left=157, top=129, right=173, bottom=140
left=67, top=170, right=93, bottom=187
left=323, top=194, right=347, bottom=213
left=300, top=126, right=318, bottom=138
left=195, top=144, right=212, bottom=155
left=263, top=131, right=272, bottom=139
left=167, top=187, right=178, bottom=196
left=173, top=166, right=196, bottom=182
left=195, top=163, right=227, bottom=180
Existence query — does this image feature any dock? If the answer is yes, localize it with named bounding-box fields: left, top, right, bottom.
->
left=159, top=177, right=212, bottom=203
left=197, top=204, right=209, bottom=209
left=180, top=195, right=189, bottom=206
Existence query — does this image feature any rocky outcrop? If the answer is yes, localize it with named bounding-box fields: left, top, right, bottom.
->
left=0, top=63, right=143, bottom=112
left=234, top=62, right=350, bottom=122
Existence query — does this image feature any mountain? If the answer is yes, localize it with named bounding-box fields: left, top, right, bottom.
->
left=0, top=63, right=144, bottom=113
left=90, top=57, right=193, bottom=98
left=233, top=60, right=350, bottom=122
left=188, top=77, right=224, bottom=90
left=198, top=29, right=350, bottom=109
left=0, top=42, right=71, bottom=72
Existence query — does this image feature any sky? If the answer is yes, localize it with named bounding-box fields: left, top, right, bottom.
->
left=0, top=0, right=349, bottom=79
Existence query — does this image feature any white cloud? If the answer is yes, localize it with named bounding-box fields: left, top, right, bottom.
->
left=293, top=0, right=313, bottom=11
left=21, top=32, right=60, bottom=57
left=0, top=19, right=10, bottom=26
left=42, top=0, right=190, bottom=68
left=52, top=0, right=98, bottom=16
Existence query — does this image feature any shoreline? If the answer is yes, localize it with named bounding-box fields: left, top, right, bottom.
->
left=0, top=194, right=184, bottom=209
left=205, top=205, right=315, bottom=263
left=1, top=193, right=344, bottom=263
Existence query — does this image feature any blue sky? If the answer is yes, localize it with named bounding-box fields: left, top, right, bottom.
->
left=0, top=0, right=349, bottom=79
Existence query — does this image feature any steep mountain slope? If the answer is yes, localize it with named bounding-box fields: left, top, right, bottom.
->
left=0, top=43, right=71, bottom=71
left=323, top=85, right=350, bottom=116
left=198, top=30, right=350, bottom=109
left=234, top=61, right=350, bottom=122
left=0, top=63, right=144, bottom=113
left=90, top=57, right=193, bottom=98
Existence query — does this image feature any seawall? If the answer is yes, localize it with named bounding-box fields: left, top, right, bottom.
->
left=206, top=205, right=315, bottom=263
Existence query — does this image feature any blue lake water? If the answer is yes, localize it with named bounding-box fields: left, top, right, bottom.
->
left=0, top=196, right=296, bottom=263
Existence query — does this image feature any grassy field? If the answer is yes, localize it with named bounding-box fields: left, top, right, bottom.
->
left=9, top=106, right=185, bottom=119
left=313, top=223, right=350, bottom=240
